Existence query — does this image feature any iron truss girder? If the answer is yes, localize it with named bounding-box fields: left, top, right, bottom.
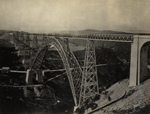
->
left=79, top=40, right=99, bottom=107
left=53, top=34, right=133, bottom=42
left=15, top=32, right=134, bottom=42
left=87, top=34, right=134, bottom=42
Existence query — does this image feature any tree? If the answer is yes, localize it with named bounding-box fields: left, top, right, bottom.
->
left=0, top=46, right=22, bottom=68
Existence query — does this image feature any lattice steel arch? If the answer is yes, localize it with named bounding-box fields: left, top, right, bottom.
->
left=30, top=36, right=83, bottom=106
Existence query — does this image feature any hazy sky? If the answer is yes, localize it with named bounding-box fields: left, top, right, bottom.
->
left=0, top=0, right=150, bottom=33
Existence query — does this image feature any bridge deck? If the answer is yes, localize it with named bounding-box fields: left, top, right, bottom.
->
left=14, top=33, right=134, bottom=42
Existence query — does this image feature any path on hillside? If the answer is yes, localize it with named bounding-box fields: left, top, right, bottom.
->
left=85, top=82, right=126, bottom=114
left=91, top=79, right=150, bottom=114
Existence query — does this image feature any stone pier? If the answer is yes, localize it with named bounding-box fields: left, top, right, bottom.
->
left=25, top=69, right=43, bottom=84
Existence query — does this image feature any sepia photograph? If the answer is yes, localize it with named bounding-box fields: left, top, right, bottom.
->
left=0, top=0, right=150, bottom=114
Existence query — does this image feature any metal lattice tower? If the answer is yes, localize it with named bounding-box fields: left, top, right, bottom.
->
left=32, top=35, right=39, bottom=49
left=79, top=40, right=99, bottom=107
left=20, top=33, right=24, bottom=43
left=24, top=35, right=30, bottom=58
left=23, top=35, right=31, bottom=69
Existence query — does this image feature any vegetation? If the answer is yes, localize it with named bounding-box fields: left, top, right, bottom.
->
left=0, top=39, right=22, bottom=69
left=0, top=46, right=22, bottom=68
left=95, top=42, right=131, bottom=89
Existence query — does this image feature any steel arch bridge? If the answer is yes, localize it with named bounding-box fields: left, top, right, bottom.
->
left=11, top=33, right=99, bottom=108
left=10, top=32, right=150, bottom=109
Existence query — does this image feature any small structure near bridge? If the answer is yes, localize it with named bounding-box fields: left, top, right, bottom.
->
left=1, top=67, right=10, bottom=74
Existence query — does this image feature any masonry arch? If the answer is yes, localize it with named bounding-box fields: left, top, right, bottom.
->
left=130, top=35, right=150, bottom=86
left=140, top=41, right=150, bottom=83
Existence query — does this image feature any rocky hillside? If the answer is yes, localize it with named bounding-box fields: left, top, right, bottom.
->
left=91, top=78, right=150, bottom=114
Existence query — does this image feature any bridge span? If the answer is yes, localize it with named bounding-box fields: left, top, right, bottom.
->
left=5, top=32, right=150, bottom=109
left=11, top=32, right=134, bottom=42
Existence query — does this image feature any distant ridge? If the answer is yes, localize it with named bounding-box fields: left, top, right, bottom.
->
left=59, top=29, right=130, bottom=35
left=1, top=29, right=150, bottom=35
